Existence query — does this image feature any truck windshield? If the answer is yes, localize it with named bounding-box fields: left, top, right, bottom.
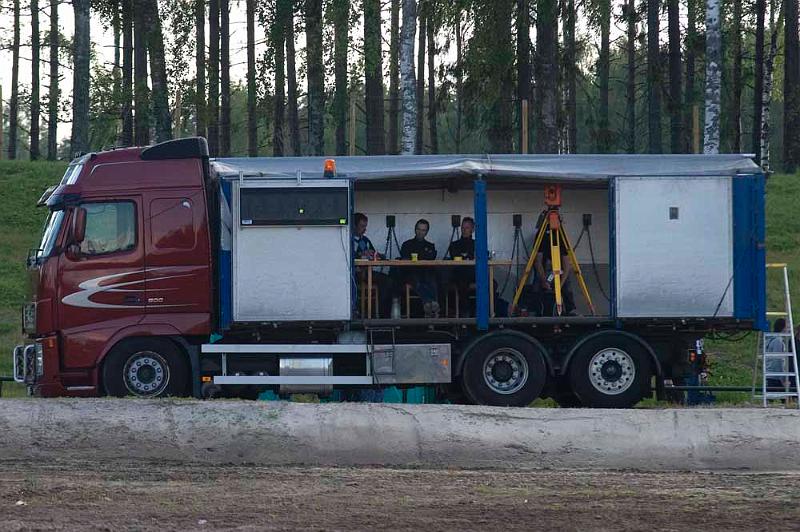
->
left=36, top=209, right=65, bottom=259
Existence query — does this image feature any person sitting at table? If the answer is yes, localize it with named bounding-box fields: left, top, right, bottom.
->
left=399, top=218, right=439, bottom=318
left=446, top=217, right=476, bottom=316
left=352, top=213, right=392, bottom=317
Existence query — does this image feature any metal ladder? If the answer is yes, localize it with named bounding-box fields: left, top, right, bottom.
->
left=753, top=264, right=800, bottom=407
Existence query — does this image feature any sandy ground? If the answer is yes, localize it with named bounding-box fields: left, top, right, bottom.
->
left=1, top=461, right=799, bottom=531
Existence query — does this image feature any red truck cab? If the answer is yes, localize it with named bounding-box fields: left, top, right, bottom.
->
left=15, top=138, right=212, bottom=397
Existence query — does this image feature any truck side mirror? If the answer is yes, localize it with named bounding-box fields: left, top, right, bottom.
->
left=73, top=207, right=87, bottom=244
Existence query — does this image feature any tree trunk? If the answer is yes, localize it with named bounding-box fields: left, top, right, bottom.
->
left=208, top=0, right=219, bottom=155
left=426, top=10, right=438, bottom=154
left=47, top=0, right=60, bottom=159
left=784, top=0, right=800, bottom=170
left=683, top=0, right=697, bottom=152
left=517, top=0, right=531, bottom=153
left=400, top=0, right=417, bottom=155
left=220, top=0, right=231, bottom=155
left=388, top=0, right=400, bottom=154
left=71, top=0, right=90, bottom=156
left=272, top=0, right=287, bottom=156
left=415, top=5, right=426, bottom=154
left=133, top=0, right=150, bottom=146
left=246, top=0, right=257, bottom=155
left=762, top=3, right=783, bottom=170
left=703, top=0, right=721, bottom=154
left=8, top=0, right=20, bottom=159
left=306, top=0, right=325, bottom=155
left=597, top=0, right=611, bottom=153
left=730, top=0, right=743, bottom=152
left=144, top=0, right=172, bottom=143
left=667, top=0, right=682, bottom=153
left=196, top=0, right=206, bottom=140
left=364, top=0, right=386, bottom=155
left=647, top=0, right=662, bottom=153
left=535, top=0, right=558, bottom=153
left=625, top=0, right=636, bottom=153
left=30, top=0, right=41, bottom=159
left=113, top=1, right=121, bottom=128
left=564, top=0, right=577, bottom=153
left=286, top=4, right=301, bottom=156
left=753, top=0, right=766, bottom=156
left=332, top=0, right=349, bottom=155
left=454, top=7, right=462, bottom=153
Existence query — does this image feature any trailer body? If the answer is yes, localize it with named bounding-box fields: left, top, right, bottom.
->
left=14, top=138, right=766, bottom=407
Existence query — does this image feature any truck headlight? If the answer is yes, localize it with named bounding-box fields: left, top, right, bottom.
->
left=35, top=343, right=44, bottom=377
left=22, top=303, right=36, bottom=333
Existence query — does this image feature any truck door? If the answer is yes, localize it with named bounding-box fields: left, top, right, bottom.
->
left=57, top=198, right=145, bottom=368
left=144, top=192, right=211, bottom=319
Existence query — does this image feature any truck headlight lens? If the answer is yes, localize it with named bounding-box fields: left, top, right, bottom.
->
left=35, top=343, right=44, bottom=377
left=22, top=303, right=36, bottom=333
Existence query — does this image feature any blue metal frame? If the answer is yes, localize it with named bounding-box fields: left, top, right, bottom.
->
left=732, top=173, right=767, bottom=331
left=219, top=180, right=233, bottom=331
left=608, top=178, right=618, bottom=321
left=474, top=178, right=489, bottom=330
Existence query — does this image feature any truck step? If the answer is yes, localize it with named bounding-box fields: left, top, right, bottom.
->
left=202, top=344, right=369, bottom=355
left=764, top=372, right=798, bottom=378
left=212, top=376, right=373, bottom=385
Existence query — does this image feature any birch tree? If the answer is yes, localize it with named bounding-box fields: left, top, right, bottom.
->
left=400, top=0, right=417, bottom=154
left=703, top=0, right=722, bottom=154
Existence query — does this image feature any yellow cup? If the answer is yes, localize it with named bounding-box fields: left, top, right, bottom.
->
left=453, top=256, right=463, bottom=261
left=411, top=253, right=419, bottom=261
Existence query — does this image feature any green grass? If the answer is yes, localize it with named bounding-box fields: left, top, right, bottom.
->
left=0, top=163, right=796, bottom=403
left=0, top=161, right=67, bottom=394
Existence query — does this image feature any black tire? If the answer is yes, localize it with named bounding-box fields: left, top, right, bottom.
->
left=568, top=333, right=651, bottom=408
left=102, top=338, right=189, bottom=398
left=460, top=334, right=548, bottom=407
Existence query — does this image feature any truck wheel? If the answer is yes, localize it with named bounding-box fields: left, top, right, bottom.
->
left=103, top=338, right=189, bottom=398
left=568, top=334, right=651, bottom=408
left=461, top=334, right=547, bottom=407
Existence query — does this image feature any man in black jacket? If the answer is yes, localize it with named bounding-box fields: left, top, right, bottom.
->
left=399, top=219, right=439, bottom=317
left=446, top=217, right=476, bottom=316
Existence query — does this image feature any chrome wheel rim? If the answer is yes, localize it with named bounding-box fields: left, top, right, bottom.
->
left=123, top=351, right=170, bottom=396
left=483, top=348, right=529, bottom=395
left=588, top=348, right=635, bottom=395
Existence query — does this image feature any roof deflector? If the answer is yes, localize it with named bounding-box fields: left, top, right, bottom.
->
left=141, top=137, right=210, bottom=161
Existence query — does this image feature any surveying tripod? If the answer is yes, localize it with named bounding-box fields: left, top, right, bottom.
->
left=510, top=185, right=596, bottom=316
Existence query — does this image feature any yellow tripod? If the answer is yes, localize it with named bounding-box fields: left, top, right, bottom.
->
left=510, top=185, right=596, bottom=316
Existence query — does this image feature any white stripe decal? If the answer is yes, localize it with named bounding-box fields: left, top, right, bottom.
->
left=61, top=269, right=197, bottom=309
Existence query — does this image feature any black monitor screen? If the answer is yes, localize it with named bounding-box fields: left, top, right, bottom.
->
left=240, top=187, right=349, bottom=226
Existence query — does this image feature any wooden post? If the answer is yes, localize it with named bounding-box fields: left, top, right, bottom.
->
left=0, top=85, right=4, bottom=160
left=349, top=99, right=356, bottom=156
left=521, top=99, right=529, bottom=154
left=692, top=104, right=700, bottom=154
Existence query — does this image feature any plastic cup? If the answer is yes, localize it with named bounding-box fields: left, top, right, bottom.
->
left=411, top=253, right=419, bottom=261
left=453, top=256, right=463, bottom=262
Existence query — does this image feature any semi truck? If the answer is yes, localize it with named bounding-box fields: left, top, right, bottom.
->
left=13, top=137, right=767, bottom=408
